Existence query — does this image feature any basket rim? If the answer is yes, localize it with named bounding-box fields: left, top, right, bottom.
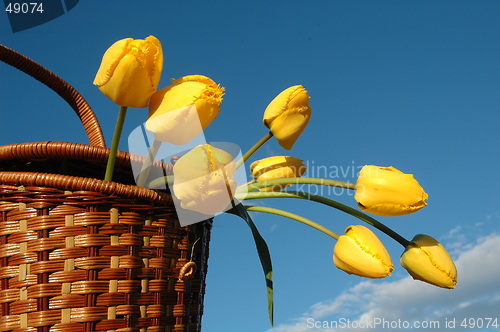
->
left=0, top=141, right=173, bottom=204
left=0, top=141, right=171, bottom=170
left=0, top=171, right=171, bottom=204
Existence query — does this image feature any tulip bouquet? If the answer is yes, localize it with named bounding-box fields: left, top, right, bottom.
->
left=94, top=35, right=457, bottom=326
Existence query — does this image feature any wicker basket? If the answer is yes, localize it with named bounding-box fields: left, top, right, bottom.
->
left=0, top=45, right=211, bottom=332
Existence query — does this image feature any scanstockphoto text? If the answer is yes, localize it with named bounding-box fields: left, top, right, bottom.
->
left=306, top=316, right=499, bottom=329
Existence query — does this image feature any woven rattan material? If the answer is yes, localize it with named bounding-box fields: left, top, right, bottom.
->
left=0, top=186, right=211, bottom=332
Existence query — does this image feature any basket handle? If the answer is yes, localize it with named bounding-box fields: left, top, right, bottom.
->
left=0, top=44, right=106, bottom=148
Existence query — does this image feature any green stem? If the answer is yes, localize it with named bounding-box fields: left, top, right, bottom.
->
left=148, top=175, right=174, bottom=189
left=237, top=177, right=355, bottom=193
left=104, top=106, right=127, bottom=182
left=236, top=191, right=410, bottom=247
left=136, top=139, right=162, bottom=187
left=235, top=131, right=273, bottom=169
left=245, top=205, right=339, bottom=240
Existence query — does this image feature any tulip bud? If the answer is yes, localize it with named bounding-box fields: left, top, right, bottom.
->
left=400, top=234, right=457, bottom=289
left=333, top=225, right=393, bottom=278
left=146, top=75, right=224, bottom=145
left=263, top=85, right=312, bottom=150
left=173, top=144, right=237, bottom=215
left=354, top=165, right=428, bottom=217
left=250, top=156, right=306, bottom=191
left=94, top=36, right=163, bottom=108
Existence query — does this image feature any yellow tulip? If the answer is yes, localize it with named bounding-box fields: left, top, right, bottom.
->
left=250, top=156, right=306, bottom=191
left=263, top=85, right=312, bottom=150
left=94, top=36, right=163, bottom=108
left=172, top=144, right=237, bottom=215
left=146, top=75, right=224, bottom=145
left=354, top=165, right=428, bottom=217
left=333, top=225, right=393, bottom=278
left=400, top=234, right=457, bottom=289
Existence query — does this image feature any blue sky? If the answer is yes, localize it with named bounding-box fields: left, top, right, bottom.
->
left=1, top=1, right=500, bottom=331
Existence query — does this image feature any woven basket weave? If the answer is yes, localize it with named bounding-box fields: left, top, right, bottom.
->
left=0, top=45, right=210, bottom=332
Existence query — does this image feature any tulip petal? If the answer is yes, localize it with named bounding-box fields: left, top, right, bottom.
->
left=333, top=225, right=393, bottom=279
left=93, top=38, right=132, bottom=86
left=173, top=145, right=237, bottom=215
left=400, top=234, right=457, bottom=289
left=355, top=165, right=428, bottom=217
left=263, top=85, right=309, bottom=122
left=94, top=36, right=163, bottom=108
left=267, top=109, right=310, bottom=150
left=147, top=75, right=224, bottom=144
left=146, top=104, right=202, bottom=145
left=250, top=156, right=306, bottom=191
left=263, top=85, right=312, bottom=150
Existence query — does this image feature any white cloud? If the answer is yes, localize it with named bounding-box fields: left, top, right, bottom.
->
left=267, top=233, right=500, bottom=332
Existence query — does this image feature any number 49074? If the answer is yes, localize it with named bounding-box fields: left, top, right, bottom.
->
left=5, top=3, right=44, bottom=14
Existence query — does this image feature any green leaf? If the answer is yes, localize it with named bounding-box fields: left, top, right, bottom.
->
left=226, top=203, right=274, bottom=326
